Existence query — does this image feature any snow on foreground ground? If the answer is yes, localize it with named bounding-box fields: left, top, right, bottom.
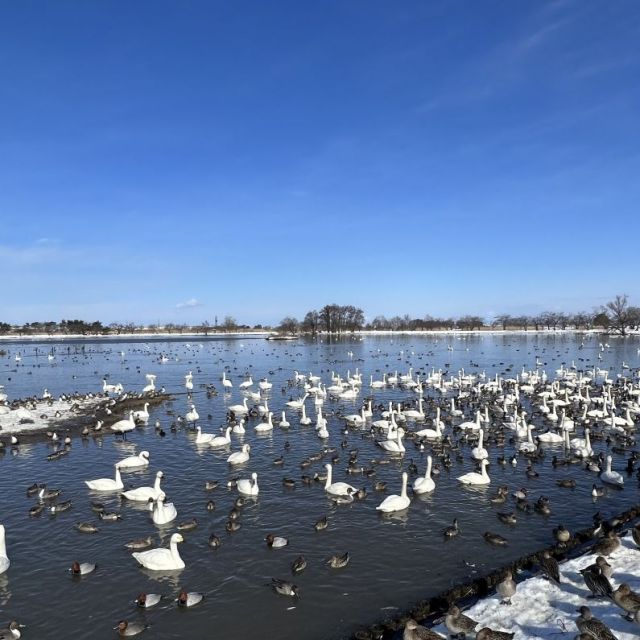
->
left=0, top=396, right=102, bottom=435
left=432, top=532, right=640, bottom=639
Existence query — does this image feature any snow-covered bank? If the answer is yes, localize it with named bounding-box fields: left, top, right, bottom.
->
left=0, top=331, right=271, bottom=343
left=0, top=395, right=105, bottom=436
left=429, top=532, right=640, bottom=639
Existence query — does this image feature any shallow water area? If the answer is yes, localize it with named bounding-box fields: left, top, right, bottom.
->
left=1, top=333, right=639, bottom=639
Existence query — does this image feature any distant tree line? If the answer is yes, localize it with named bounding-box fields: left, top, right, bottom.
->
left=274, top=295, right=640, bottom=335
left=2, top=295, right=639, bottom=337
left=0, top=317, right=266, bottom=336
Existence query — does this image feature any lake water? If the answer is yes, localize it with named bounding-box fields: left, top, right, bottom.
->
left=1, top=332, right=639, bottom=639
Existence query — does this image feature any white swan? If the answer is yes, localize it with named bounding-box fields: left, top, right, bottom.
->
left=600, top=455, right=624, bottom=486
left=415, top=407, right=443, bottom=439
left=185, top=404, right=199, bottom=423
left=413, top=456, right=435, bottom=494
left=518, top=425, right=536, bottom=453
left=103, top=379, right=123, bottom=394
left=457, top=459, right=490, bottom=485
left=471, top=429, right=489, bottom=460
left=209, top=426, right=232, bottom=447
left=376, top=472, right=410, bottom=513
left=237, top=472, right=259, bottom=496
left=0, top=524, right=9, bottom=575
left=85, top=466, right=124, bottom=491
left=344, top=406, right=366, bottom=427
left=571, top=428, right=593, bottom=458
left=537, top=427, right=564, bottom=444
left=279, top=411, right=290, bottom=428
left=116, top=450, right=150, bottom=470
left=132, top=532, right=184, bottom=571
left=228, top=398, right=249, bottom=415
left=299, top=404, right=312, bottom=426
left=254, top=412, right=274, bottom=433
left=195, top=426, right=214, bottom=445
left=110, top=411, right=136, bottom=436
left=324, top=463, right=356, bottom=497
left=133, top=403, right=150, bottom=423
left=378, top=430, right=405, bottom=454
left=122, top=471, right=165, bottom=501
left=222, top=371, right=233, bottom=391
left=142, top=374, right=156, bottom=393
left=459, top=410, right=481, bottom=431
left=150, top=495, right=177, bottom=525
left=239, top=376, right=254, bottom=389
left=232, top=419, right=246, bottom=435
left=286, top=394, right=308, bottom=409
left=227, top=444, right=251, bottom=465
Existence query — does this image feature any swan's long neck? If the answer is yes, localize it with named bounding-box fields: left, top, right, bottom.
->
left=324, top=466, right=332, bottom=489
left=170, top=539, right=182, bottom=561
left=425, top=456, right=432, bottom=479
left=0, top=527, right=6, bottom=558
left=481, top=463, right=489, bottom=479
left=154, top=474, right=162, bottom=490
left=478, top=429, right=484, bottom=448
left=401, top=474, right=408, bottom=498
left=115, top=468, right=121, bottom=483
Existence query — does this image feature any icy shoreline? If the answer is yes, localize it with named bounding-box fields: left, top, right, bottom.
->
left=425, top=531, right=640, bottom=640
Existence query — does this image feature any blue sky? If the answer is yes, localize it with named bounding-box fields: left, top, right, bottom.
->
left=1, top=0, right=639, bottom=326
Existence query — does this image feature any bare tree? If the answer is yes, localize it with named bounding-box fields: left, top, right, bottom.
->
left=604, top=294, right=631, bottom=335
left=278, top=316, right=299, bottom=335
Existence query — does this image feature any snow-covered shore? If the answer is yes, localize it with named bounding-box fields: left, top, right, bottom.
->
left=430, top=531, right=640, bottom=639
left=0, top=395, right=105, bottom=436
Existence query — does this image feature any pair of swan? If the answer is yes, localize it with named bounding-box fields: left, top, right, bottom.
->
left=132, top=532, right=184, bottom=570
left=122, top=471, right=165, bottom=501
left=149, top=496, right=177, bottom=525
left=378, top=431, right=405, bottom=454
left=85, top=466, right=124, bottom=491
left=415, top=407, right=444, bottom=439
left=457, top=459, right=490, bottom=485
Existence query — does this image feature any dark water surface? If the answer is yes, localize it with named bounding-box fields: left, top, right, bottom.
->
left=1, top=333, right=639, bottom=639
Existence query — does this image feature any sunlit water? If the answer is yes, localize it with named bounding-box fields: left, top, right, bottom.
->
left=1, top=333, right=639, bottom=639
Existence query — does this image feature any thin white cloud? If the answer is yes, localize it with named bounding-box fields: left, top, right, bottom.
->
left=0, top=242, right=73, bottom=266
left=176, top=298, right=203, bottom=309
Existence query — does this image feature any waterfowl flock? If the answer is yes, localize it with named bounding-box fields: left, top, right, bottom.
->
left=1, top=335, right=640, bottom=638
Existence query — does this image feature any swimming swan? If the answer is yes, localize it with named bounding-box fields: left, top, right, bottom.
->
left=457, top=459, right=490, bottom=485
left=600, top=455, right=623, bottom=486
left=227, top=444, right=251, bottom=465
left=132, top=532, right=185, bottom=571
left=413, top=456, right=436, bottom=494
left=324, top=463, right=356, bottom=497
left=209, top=426, right=232, bottom=447
left=122, top=471, right=165, bottom=501
left=85, top=466, right=124, bottom=491
left=237, top=472, right=259, bottom=496
left=116, top=451, right=150, bottom=470
left=376, top=472, right=410, bottom=513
